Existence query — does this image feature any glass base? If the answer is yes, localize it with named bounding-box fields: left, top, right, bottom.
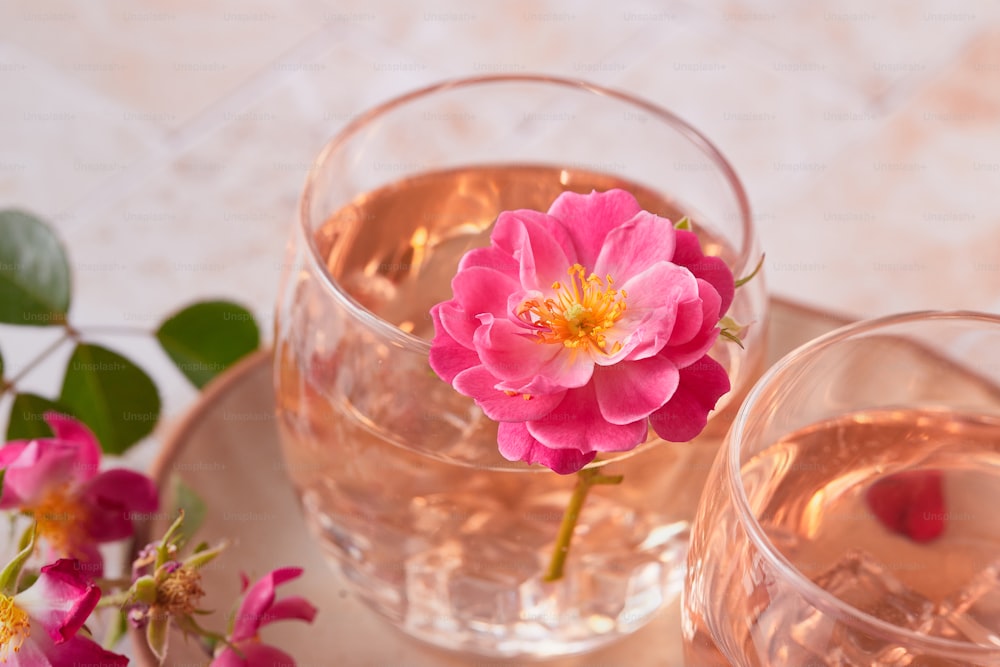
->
left=307, top=496, right=689, bottom=659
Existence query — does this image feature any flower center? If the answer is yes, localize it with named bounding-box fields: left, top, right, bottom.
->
left=517, top=264, right=627, bottom=354
left=30, top=485, right=86, bottom=557
left=0, top=594, right=29, bottom=662
left=157, top=566, right=205, bottom=616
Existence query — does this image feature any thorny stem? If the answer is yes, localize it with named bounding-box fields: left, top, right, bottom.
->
left=543, top=467, right=623, bottom=583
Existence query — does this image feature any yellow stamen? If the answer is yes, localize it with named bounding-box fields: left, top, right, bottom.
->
left=0, top=594, right=30, bottom=661
left=157, top=567, right=205, bottom=616
left=518, top=264, right=627, bottom=355
left=30, top=485, right=87, bottom=558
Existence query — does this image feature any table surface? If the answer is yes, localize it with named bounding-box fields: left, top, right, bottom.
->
left=1, top=1, right=998, bottom=472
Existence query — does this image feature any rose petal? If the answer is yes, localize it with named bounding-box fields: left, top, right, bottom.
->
left=448, top=265, right=521, bottom=339
left=0, top=440, right=78, bottom=509
left=24, top=633, right=128, bottom=667
left=593, top=211, right=676, bottom=281
left=231, top=567, right=305, bottom=642
left=492, top=208, right=572, bottom=290
left=660, top=280, right=724, bottom=369
left=80, top=468, right=159, bottom=542
left=43, top=541, right=104, bottom=579
left=44, top=413, right=101, bottom=484
left=475, top=315, right=593, bottom=390
left=428, top=306, right=482, bottom=383
left=548, top=189, right=642, bottom=269
left=458, top=246, right=519, bottom=277
left=15, top=559, right=101, bottom=643
left=259, top=596, right=319, bottom=627
left=650, top=355, right=730, bottom=442
left=527, top=383, right=648, bottom=454
left=593, top=356, right=679, bottom=425
left=666, top=297, right=706, bottom=347
left=214, top=641, right=298, bottom=667
left=673, top=229, right=735, bottom=316
left=497, top=422, right=596, bottom=475
left=598, top=262, right=699, bottom=364
left=453, top=366, right=565, bottom=421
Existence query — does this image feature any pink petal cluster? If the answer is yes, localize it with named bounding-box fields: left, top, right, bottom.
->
left=429, top=189, right=734, bottom=474
left=211, top=568, right=317, bottom=667
left=1, top=559, right=127, bottom=666
left=0, top=413, right=159, bottom=575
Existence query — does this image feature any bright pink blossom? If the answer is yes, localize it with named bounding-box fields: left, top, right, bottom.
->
left=0, top=558, right=127, bottom=665
left=429, top=189, right=734, bottom=474
left=211, top=568, right=317, bottom=667
left=0, top=413, right=159, bottom=575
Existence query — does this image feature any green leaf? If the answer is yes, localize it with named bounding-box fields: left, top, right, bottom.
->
left=0, top=209, right=71, bottom=326
left=59, top=343, right=160, bottom=455
left=720, top=328, right=746, bottom=349
left=156, top=512, right=187, bottom=569
left=0, top=524, right=35, bottom=595
left=673, top=216, right=693, bottom=231
left=6, top=392, right=65, bottom=440
left=170, top=476, right=206, bottom=547
left=182, top=542, right=226, bottom=570
left=145, top=613, right=170, bottom=662
left=155, top=301, right=260, bottom=389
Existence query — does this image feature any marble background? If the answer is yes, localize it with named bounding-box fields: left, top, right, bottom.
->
left=1, top=0, right=999, bottom=464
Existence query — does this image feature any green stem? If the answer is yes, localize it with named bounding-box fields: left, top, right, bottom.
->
left=73, top=324, right=150, bottom=337
left=96, top=591, right=132, bottom=608
left=0, top=330, right=71, bottom=397
left=543, top=468, right=623, bottom=583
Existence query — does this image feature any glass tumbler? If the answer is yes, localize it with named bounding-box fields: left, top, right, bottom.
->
left=684, top=311, right=1000, bottom=666
left=274, top=74, right=766, bottom=659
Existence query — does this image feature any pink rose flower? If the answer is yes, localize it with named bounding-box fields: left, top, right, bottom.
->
left=0, top=558, right=127, bottom=665
left=211, top=567, right=317, bottom=667
left=429, top=189, right=733, bottom=474
left=0, top=413, right=159, bottom=575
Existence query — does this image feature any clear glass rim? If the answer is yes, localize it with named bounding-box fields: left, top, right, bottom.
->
left=297, top=73, right=754, bottom=354
left=728, top=309, right=1000, bottom=659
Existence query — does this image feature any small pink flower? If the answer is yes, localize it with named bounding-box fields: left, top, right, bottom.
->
left=430, top=189, right=734, bottom=474
left=211, top=568, right=317, bottom=667
left=0, top=558, right=127, bottom=665
left=0, top=412, right=159, bottom=575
